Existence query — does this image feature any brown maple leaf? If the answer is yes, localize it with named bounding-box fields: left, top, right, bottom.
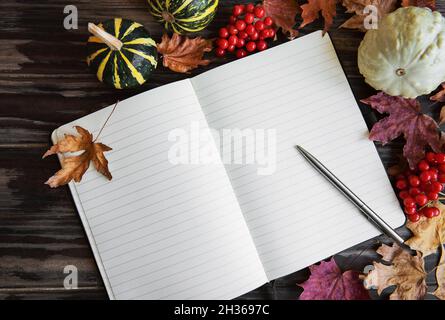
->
left=439, top=106, right=445, bottom=126
left=157, top=33, right=212, bottom=73
left=43, top=126, right=112, bottom=188
left=401, top=0, right=436, bottom=10
left=300, top=0, right=338, bottom=34
left=431, top=83, right=445, bottom=102
left=363, top=243, right=427, bottom=300
left=434, top=250, right=445, bottom=299
left=361, top=92, right=442, bottom=169
left=406, top=201, right=445, bottom=256
left=340, top=0, right=398, bottom=32
left=263, top=0, right=300, bottom=39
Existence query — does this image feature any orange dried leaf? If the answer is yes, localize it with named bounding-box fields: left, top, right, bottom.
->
left=431, top=83, right=445, bottom=102
left=440, top=106, right=445, bottom=126
left=263, top=0, right=300, bottom=39
left=300, top=0, right=338, bottom=34
left=401, top=0, right=436, bottom=10
left=43, top=126, right=112, bottom=188
left=157, top=33, right=213, bottom=73
left=340, top=0, right=398, bottom=32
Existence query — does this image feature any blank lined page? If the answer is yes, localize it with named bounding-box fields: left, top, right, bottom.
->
left=53, top=79, right=267, bottom=299
left=191, top=31, right=405, bottom=280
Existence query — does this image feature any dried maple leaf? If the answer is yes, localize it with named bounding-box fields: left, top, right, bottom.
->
left=156, top=33, right=212, bottom=73
left=340, top=0, right=398, bottom=32
left=406, top=201, right=445, bottom=256
left=363, top=243, right=427, bottom=300
left=361, top=92, right=442, bottom=169
left=298, top=257, right=370, bottom=300
left=439, top=106, right=445, bottom=126
left=431, top=83, right=445, bottom=102
left=434, top=250, right=445, bottom=299
left=300, top=0, right=338, bottom=34
left=43, top=126, right=112, bottom=188
left=401, top=0, right=436, bottom=10
left=263, top=0, right=300, bottom=39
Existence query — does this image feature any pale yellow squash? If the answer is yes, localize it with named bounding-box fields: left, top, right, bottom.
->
left=358, top=7, right=445, bottom=98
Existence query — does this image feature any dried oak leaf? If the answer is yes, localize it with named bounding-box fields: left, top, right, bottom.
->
left=361, top=92, right=442, bottom=169
left=401, top=0, right=436, bottom=10
left=406, top=201, right=445, bottom=256
left=300, top=0, right=338, bottom=34
left=431, top=83, right=445, bottom=102
left=43, top=126, right=112, bottom=188
left=157, top=33, right=212, bottom=73
left=340, top=0, right=398, bottom=32
left=434, top=250, right=445, bottom=299
left=363, top=243, right=427, bottom=300
left=263, top=0, right=300, bottom=39
left=298, top=257, right=370, bottom=300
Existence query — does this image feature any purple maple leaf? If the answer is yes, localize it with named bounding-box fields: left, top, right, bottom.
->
left=361, top=92, right=441, bottom=169
left=298, top=257, right=370, bottom=300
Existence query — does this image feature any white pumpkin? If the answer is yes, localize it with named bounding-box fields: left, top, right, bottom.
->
left=358, top=7, right=445, bottom=98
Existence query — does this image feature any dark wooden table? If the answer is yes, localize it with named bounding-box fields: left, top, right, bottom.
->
left=0, top=0, right=443, bottom=300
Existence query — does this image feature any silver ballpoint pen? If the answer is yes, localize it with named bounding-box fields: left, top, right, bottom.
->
left=295, top=145, right=405, bottom=247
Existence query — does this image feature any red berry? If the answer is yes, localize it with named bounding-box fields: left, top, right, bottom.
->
left=219, top=27, right=229, bottom=38
left=420, top=171, right=432, bottom=182
left=232, top=5, right=244, bottom=16
left=228, top=35, right=238, bottom=46
left=250, top=31, right=259, bottom=41
left=409, top=187, right=421, bottom=196
left=254, top=20, right=265, bottom=31
left=254, top=5, right=265, bottom=18
left=403, top=197, right=416, bottom=208
left=228, top=25, right=238, bottom=35
left=431, top=207, right=440, bottom=217
left=436, top=153, right=445, bottom=164
left=396, top=179, right=408, bottom=190
left=427, top=192, right=439, bottom=200
left=229, top=16, right=237, bottom=25
left=408, top=213, right=421, bottom=222
left=430, top=170, right=439, bottom=182
left=245, top=24, right=256, bottom=35
left=235, top=20, right=247, bottom=31
left=415, top=194, right=428, bottom=206
left=256, top=40, right=267, bottom=51
left=438, top=173, right=445, bottom=183
left=244, top=13, right=255, bottom=24
left=418, top=160, right=430, bottom=171
left=264, top=16, right=273, bottom=26
left=395, top=174, right=406, bottom=180
left=431, top=181, right=443, bottom=193
left=405, top=206, right=417, bottom=215
left=235, top=38, right=245, bottom=48
left=246, top=3, right=255, bottom=13
left=260, top=29, right=269, bottom=39
left=217, top=38, right=229, bottom=49
left=236, top=49, right=247, bottom=59
left=238, top=31, right=248, bottom=39
left=426, top=152, right=437, bottom=164
left=424, top=207, right=437, bottom=218
left=399, top=190, right=410, bottom=199
left=215, top=47, right=225, bottom=57
left=408, top=175, right=420, bottom=187
left=268, top=28, right=276, bottom=38
left=246, top=41, right=256, bottom=52
left=227, top=44, right=236, bottom=52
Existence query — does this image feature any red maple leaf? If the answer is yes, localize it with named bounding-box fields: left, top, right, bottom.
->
left=401, top=0, right=436, bottom=10
left=300, top=0, right=338, bottom=34
left=361, top=92, right=442, bottom=169
left=298, top=257, right=369, bottom=300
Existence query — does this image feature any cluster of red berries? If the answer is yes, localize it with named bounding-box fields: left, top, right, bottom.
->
left=396, top=152, right=445, bottom=222
left=215, top=3, right=275, bottom=59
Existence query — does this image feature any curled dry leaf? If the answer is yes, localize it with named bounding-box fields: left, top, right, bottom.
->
left=157, top=33, right=212, bottom=73
left=434, top=250, right=445, bottom=299
left=298, top=257, right=370, bottom=300
left=43, top=126, right=112, bottom=188
left=439, top=106, right=445, bottom=126
left=363, top=243, right=427, bottom=300
left=401, top=0, right=436, bottom=10
left=300, top=0, right=338, bottom=34
left=263, top=0, right=300, bottom=39
left=431, top=83, right=445, bottom=102
left=361, top=92, right=442, bottom=169
left=406, top=201, right=445, bottom=256
left=340, top=0, right=398, bottom=32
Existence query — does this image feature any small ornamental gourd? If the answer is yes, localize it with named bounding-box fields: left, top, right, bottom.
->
left=147, top=0, right=218, bottom=34
left=358, top=7, right=445, bottom=98
left=87, top=18, right=158, bottom=89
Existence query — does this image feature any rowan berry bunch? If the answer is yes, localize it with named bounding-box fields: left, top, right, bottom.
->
left=215, top=3, right=275, bottom=59
left=396, top=152, right=445, bottom=222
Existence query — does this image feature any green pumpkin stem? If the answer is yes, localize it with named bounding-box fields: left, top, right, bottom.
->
left=88, top=23, right=123, bottom=51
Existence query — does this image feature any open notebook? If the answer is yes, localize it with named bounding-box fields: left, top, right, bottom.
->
left=52, top=31, right=404, bottom=299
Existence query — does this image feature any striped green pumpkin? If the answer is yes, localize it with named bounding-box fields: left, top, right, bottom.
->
left=147, top=0, right=218, bottom=34
left=87, top=18, right=158, bottom=89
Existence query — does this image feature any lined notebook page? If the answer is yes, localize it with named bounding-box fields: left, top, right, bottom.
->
left=53, top=80, right=267, bottom=299
left=191, top=31, right=405, bottom=280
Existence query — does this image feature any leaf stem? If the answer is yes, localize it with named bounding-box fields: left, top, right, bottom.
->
left=94, top=100, right=119, bottom=142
